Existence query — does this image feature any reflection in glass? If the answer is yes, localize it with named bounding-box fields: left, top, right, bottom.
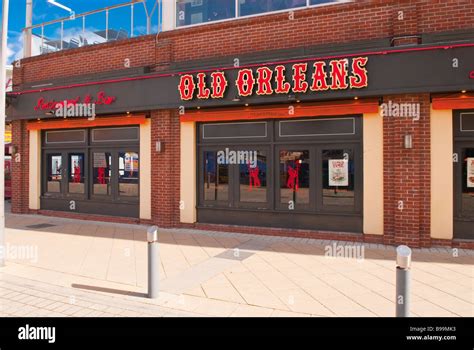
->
left=47, top=154, right=62, bottom=193
left=322, top=149, right=355, bottom=207
left=240, top=0, right=306, bottom=17
left=176, top=0, right=235, bottom=27
left=280, top=150, right=310, bottom=205
left=93, top=152, right=112, bottom=195
left=119, top=152, right=139, bottom=197
left=239, top=151, right=267, bottom=203
left=462, top=148, right=474, bottom=213
left=204, top=151, right=229, bottom=201
left=68, top=153, right=85, bottom=194
left=310, top=0, right=338, bottom=5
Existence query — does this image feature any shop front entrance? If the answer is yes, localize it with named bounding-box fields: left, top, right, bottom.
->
left=454, top=110, right=474, bottom=239
left=197, top=116, right=363, bottom=233
left=41, top=126, right=140, bottom=217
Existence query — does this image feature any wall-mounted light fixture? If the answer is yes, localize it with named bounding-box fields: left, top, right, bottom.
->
left=404, top=134, right=413, bottom=149
left=156, top=141, right=163, bottom=153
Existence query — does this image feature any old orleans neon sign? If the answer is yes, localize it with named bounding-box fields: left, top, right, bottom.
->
left=178, top=57, right=368, bottom=101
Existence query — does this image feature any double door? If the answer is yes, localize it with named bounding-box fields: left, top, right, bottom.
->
left=454, top=142, right=474, bottom=239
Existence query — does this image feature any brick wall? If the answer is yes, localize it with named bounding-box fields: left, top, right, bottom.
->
left=150, top=111, right=181, bottom=227
left=383, top=94, right=431, bottom=248
left=10, top=120, right=29, bottom=214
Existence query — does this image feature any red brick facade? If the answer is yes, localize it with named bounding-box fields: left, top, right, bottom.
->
left=9, top=0, right=474, bottom=248
left=383, top=94, right=431, bottom=248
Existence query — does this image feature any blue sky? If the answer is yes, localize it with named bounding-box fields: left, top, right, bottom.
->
left=1, top=0, right=161, bottom=63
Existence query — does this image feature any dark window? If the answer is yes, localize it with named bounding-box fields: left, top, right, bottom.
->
left=45, top=129, right=85, bottom=143
left=461, top=148, right=474, bottom=214
left=461, top=113, right=474, bottom=132
left=93, top=152, right=112, bottom=196
left=46, top=154, right=62, bottom=193
left=239, top=0, right=306, bottom=17
left=322, top=149, right=355, bottom=208
left=203, top=151, right=229, bottom=201
left=279, top=118, right=355, bottom=137
left=176, top=0, right=235, bottom=27
left=310, top=0, right=338, bottom=5
left=68, top=153, right=85, bottom=194
left=119, top=152, right=139, bottom=197
left=239, top=150, right=268, bottom=203
left=203, top=122, right=267, bottom=140
left=279, top=150, right=310, bottom=205
left=92, top=127, right=139, bottom=142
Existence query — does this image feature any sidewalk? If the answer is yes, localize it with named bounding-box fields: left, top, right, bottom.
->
left=1, top=209, right=473, bottom=317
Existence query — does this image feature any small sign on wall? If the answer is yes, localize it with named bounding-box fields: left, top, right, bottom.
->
left=467, top=157, right=474, bottom=188
left=329, top=159, right=349, bottom=187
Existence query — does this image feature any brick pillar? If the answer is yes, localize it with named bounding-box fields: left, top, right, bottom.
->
left=391, top=2, right=420, bottom=46
left=11, top=120, right=29, bottom=214
left=383, top=94, right=431, bottom=248
left=150, top=110, right=180, bottom=227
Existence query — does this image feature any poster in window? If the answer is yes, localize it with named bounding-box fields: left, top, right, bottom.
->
left=328, top=159, right=348, bottom=187
left=125, top=152, right=139, bottom=172
left=468, top=158, right=474, bottom=188
left=93, top=153, right=107, bottom=168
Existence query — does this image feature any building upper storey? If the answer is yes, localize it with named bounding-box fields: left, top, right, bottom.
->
left=13, top=0, right=474, bottom=87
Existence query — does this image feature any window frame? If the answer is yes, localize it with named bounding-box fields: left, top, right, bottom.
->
left=197, top=116, right=363, bottom=216
left=40, top=127, right=140, bottom=205
left=173, top=0, right=350, bottom=30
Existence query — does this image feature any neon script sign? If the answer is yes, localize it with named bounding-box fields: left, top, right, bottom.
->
left=178, top=57, right=368, bottom=101
left=34, top=91, right=116, bottom=111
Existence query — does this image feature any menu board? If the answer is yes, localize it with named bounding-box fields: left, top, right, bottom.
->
left=468, top=158, right=474, bottom=188
left=329, top=159, right=348, bottom=187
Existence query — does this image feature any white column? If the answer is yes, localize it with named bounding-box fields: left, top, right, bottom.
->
left=140, top=120, right=152, bottom=220
left=24, top=0, right=33, bottom=58
left=161, top=0, right=175, bottom=32
left=430, top=107, right=453, bottom=240
left=180, top=121, right=196, bottom=223
left=29, top=130, right=41, bottom=210
left=363, top=111, right=384, bottom=236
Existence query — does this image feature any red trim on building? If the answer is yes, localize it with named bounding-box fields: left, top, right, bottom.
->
left=432, top=93, right=474, bottom=110
left=180, top=99, right=379, bottom=122
left=26, top=114, right=147, bottom=131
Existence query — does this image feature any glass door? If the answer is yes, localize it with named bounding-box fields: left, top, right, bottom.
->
left=454, top=142, right=474, bottom=239
left=118, top=150, right=140, bottom=201
left=90, top=150, right=113, bottom=199
left=44, top=152, right=64, bottom=196
left=454, top=143, right=474, bottom=239
left=67, top=151, right=86, bottom=198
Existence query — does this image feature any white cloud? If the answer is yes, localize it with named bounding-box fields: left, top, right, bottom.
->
left=6, top=32, right=23, bottom=64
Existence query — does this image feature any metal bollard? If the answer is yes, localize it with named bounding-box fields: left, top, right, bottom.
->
left=147, top=226, right=159, bottom=299
left=396, top=245, right=412, bottom=317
